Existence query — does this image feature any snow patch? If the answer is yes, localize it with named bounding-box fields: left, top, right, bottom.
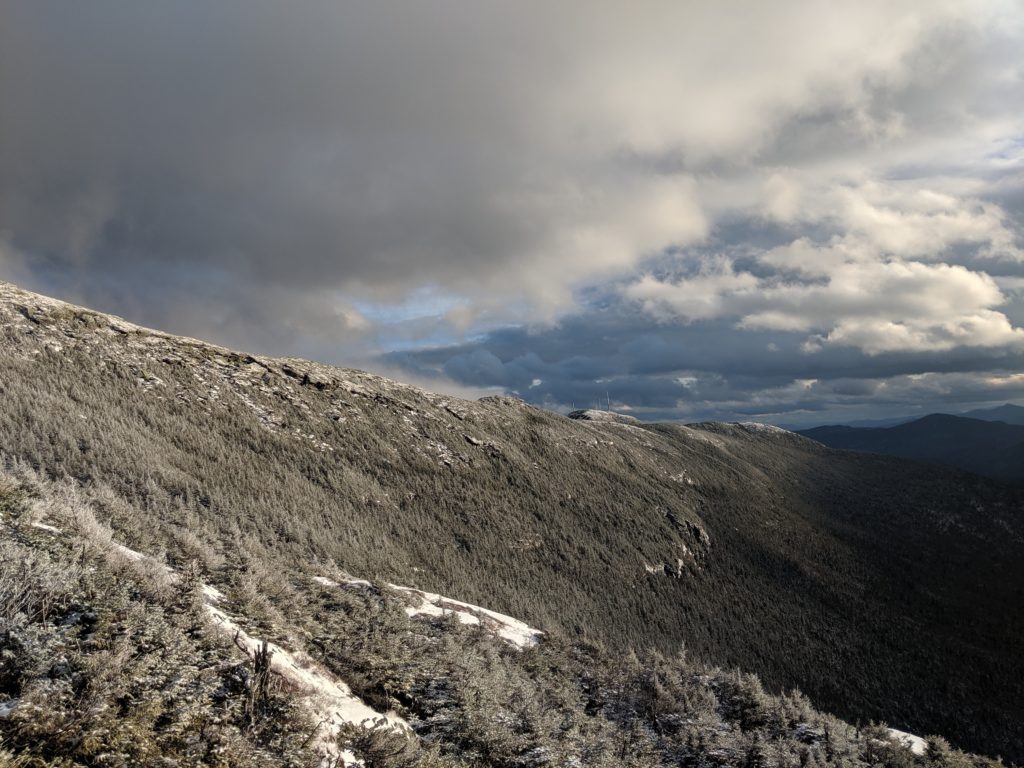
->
left=888, top=728, right=927, bottom=755
left=312, top=575, right=542, bottom=649
left=201, top=583, right=408, bottom=764
left=30, top=521, right=62, bottom=534
left=313, top=575, right=373, bottom=590
left=388, top=584, right=543, bottom=649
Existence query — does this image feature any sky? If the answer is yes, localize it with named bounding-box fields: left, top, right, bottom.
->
left=1, top=1, right=1023, bottom=426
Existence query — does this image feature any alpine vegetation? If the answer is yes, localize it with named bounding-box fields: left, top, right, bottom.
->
left=0, top=282, right=1022, bottom=766
left=0, top=468, right=1009, bottom=768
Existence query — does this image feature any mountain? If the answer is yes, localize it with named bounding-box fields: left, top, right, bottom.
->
left=833, top=414, right=922, bottom=429
left=960, top=403, right=1024, bottom=426
left=800, top=413, right=1024, bottom=483
left=1, top=281, right=1022, bottom=764
left=794, top=402, right=1024, bottom=431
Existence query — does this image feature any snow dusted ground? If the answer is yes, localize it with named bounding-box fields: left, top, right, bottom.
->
left=737, top=422, right=790, bottom=434
left=200, top=584, right=408, bottom=765
left=888, top=728, right=928, bottom=755
left=389, top=584, right=543, bottom=648
left=30, top=521, right=408, bottom=767
left=313, top=576, right=543, bottom=649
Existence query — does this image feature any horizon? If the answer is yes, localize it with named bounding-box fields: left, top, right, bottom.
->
left=6, top=275, right=1024, bottom=429
left=2, top=2, right=1023, bottom=425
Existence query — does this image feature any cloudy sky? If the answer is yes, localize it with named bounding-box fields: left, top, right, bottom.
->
left=2, top=1, right=1023, bottom=425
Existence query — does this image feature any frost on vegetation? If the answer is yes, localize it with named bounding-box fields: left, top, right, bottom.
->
left=1, top=476, right=410, bottom=767
left=117, top=546, right=408, bottom=766
left=0, top=280, right=520, bottom=463
left=737, top=422, right=790, bottom=435
left=670, top=470, right=697, bottom=486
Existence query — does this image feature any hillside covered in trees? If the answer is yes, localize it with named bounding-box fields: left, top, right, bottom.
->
left=1, top=281, right=1022, bottom=764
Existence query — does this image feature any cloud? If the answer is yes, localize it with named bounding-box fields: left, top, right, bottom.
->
left=628, top=257, right=1024, bottom=354
left=389, top=303, right=1024, bottom=425
left=2, top=4, right=1020, bottom=320
left=626, top=176, right=1024, bottom=355
left=1, top=1, right=1023, bottom=422
left=626, top=258, right=760, bottom=321
left=759, top=181, right=1024, bottom=263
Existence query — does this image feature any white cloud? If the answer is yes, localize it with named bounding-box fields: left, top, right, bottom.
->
left=824, top=310, right=1023, bottom=354
left=626, top=259, right=758, bottom=321
left=761, top=174, right=803, bottom=223
left=780, top=181, right=1023, bottom=262
left=631, top=168, right=1024, bottom=356
left=629, top=255, right=1024, bottom=355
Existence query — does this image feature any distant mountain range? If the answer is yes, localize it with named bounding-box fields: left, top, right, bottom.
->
left=799, top=406, right=1024, bottom=483
left=798, top=402, right=1024, bottom=430
left=959, top=402, right=1024, bottom=425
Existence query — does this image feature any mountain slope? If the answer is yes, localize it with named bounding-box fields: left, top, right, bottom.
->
left=1, top=281, right=1023, bottom=762
left=2, top=473, right=985, bottom=768
left=800, top=413, right=1024, bottom=482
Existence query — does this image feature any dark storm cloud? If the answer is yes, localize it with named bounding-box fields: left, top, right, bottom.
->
left=387, top=300, right=1024, bottom=424
left=0, top=1, right=712, bottom=340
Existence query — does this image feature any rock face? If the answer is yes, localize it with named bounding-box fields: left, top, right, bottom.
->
left=2, top=280, right=1024, bottom=761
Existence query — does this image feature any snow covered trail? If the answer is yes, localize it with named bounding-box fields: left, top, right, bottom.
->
left=31, top=521, right=409, bottom=767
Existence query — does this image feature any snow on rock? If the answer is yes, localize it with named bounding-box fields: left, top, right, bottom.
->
left=388, top=584, right=543, bottom=649
left=888, top=728, right=928, bottom=755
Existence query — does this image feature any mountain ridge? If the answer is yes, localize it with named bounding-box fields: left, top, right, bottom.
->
left=1, top=280, right=1023, bottom=762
